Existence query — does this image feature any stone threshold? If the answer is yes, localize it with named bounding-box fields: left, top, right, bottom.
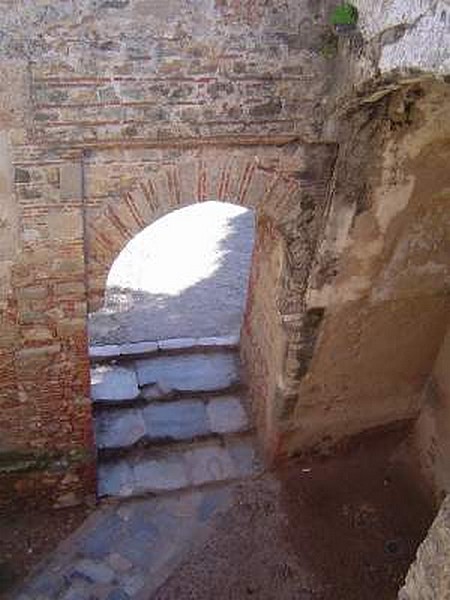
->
left=89, top=334, right=240, bottom=362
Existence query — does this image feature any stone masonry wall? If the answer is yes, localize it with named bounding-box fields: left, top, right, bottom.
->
left=1, top=0, right=450, bottom=509
left=1, top=0, right=336, bottom=146
left=241, top=214, right=287, bottom=458
left=0, top=0, right=338, bottom=505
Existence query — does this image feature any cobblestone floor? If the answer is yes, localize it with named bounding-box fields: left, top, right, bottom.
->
left=88, top=202, right=255, bottom=346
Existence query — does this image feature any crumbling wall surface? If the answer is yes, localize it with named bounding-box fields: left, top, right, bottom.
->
left=283, top=81, right=450, bottom=455
left=354, top=0, right=450, bottom=75
left=399, top=495, right=450, bottom=599
left=415, top=323, right=450, bottom=502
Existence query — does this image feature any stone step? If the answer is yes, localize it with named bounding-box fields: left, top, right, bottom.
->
left=97, top=437, right=261, bottom=499
left=95, top=395, right=251, bottom=452
left=89, top=334, right=240, bottom=363
left=135, top=351, right=240, bottom=392
left=90, top=349, right=241, bottom=406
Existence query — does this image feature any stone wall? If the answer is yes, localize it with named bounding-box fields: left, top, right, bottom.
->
left=0, top=0, right=338, bottom=505
left=0, top=58, right=95, bottom=508
left=1, top=0, right=450, bottom=510
left=241, top=215, right=287, bottom=457
left=0, top=0, right=336, bottom=146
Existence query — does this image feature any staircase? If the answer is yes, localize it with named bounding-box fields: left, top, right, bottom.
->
left=13, top=339, right=263, bottom=600
left=89, top=335, right=261, bottom=499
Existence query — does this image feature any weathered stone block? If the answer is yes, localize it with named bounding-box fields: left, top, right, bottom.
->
left=47, top=209, right=83, bottom=241
left=60, top=163, right=82, bottom=201
left=142, top=401, right=209, bottom=442
left=95, top=409, right=146, bottom=450
left=184, top=445, right=237, bottom=485
left=91, top=365, right=140, bottom=403
left=135, top=352, right=240, bottom=392
left=14, top=167, right=30, bottom=184
left=207, top=396, right=249, bottom=434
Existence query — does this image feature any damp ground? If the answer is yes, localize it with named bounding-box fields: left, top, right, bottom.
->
left=3, top=426, right=435, bottom=600
left=154, top=427, right=434, bottom=600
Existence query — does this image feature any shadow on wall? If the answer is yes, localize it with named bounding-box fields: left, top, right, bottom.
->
left=88, top=202, right=255, bottom=345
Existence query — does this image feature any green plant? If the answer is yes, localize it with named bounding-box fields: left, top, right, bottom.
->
left=330, top=3, right=358, bottom=26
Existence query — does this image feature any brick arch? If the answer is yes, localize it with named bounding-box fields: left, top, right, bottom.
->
left=85, top=144, right=336, bottom=457
left=86, top=150, right=307, bottom=312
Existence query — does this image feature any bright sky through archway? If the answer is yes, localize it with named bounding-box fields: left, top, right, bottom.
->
left=107, top=201, right=251, bottom=297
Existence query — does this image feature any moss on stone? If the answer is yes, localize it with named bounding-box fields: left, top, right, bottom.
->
left=330, top=3, right=358, bottom=26
left=0, top=448, right=94, bottom=474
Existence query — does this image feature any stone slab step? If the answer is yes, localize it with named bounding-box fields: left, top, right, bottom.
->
left=89, top=334, right=240, bottom=362
left=97, top=438, right=261, bottom=498
left=91, top=364, right=140, bottom=403
left=91, top=350, right=241, bottom=405
left=95, top=395, right=250, bottom=452
left=135, top=351, right=240, bottom=392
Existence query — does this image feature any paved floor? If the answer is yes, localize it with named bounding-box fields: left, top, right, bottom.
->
left=14, top=487, right=235, bottom=600
left=11, top=429, right=434, bottom=600
left=88, top=202, right=255, bottom=346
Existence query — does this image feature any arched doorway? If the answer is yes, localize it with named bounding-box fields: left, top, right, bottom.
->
left=88, top=201, right=255, bottom=346
left=88, top=201, right=259, bottom=498
left=84, top=145, right=337, bottom=466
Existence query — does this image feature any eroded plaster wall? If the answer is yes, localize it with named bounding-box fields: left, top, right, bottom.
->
left=415, top=322, right=450, bottom=502
left=355, top=0, right=450, bottom=75
left=399, top=495, right=450, bottom=599
left=283, top=81, right=450, bottom=456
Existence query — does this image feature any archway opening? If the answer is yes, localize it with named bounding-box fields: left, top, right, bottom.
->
left=88, top=200, right=260, bottom=500
left=88, top=201, right=255, bottom=346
